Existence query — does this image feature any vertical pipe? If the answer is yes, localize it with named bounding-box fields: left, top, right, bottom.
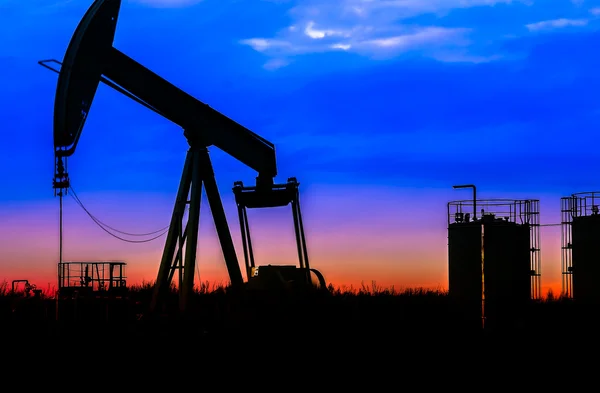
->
left=95, top=263, right=100, bottom=291
left=562, top=197, right=567, bottom=296
left=109, top=263, right=114, bottom=290
left=481, top=222, right=485, bottom=329
left=536, top=200, right=541, bottom=299
left=452, top=185, right=476, bottom=220
left=447, top=202, right=450, bottom=300
left=473, top=186, right=477, bottom=221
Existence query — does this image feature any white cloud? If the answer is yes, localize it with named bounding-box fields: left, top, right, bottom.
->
left=239, top=38, right=292, bottom=52
left=362, top=27, right=466, bottom=49
left=331, top=43, right=352, bottom=50
left=591, top=7, right=600, bottom=15
left=240, top=0, right=528, bottom=68
left=525, top=18, right=588, bottom=31
left=128, top=0, right=204, bottom=7
left=242, top=23, right=470, bottom=60
left=304, top=21, right=352, bottom=39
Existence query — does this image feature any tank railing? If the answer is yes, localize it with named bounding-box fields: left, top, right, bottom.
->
left=448, top=199, right=540, bottom=226
left=448, top=198, right=542, bottom=300
left=567, top=192, right=600, bottom=218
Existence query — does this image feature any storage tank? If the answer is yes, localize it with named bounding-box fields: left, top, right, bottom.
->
left=448, top=220, right=483, bottom=328
left=482, top=216, right=531, bottom=329
left=571, top=214, right=600, bottom=304
left=448, top=199, right=540, bottom=330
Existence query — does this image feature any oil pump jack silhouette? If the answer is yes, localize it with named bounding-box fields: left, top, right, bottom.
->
left=39, top=0, right=327, bottom=316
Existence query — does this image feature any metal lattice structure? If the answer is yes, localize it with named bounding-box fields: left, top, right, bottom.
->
left=561, top=191, right=600, bottom=300
left=58, top=261, right=127, bottom=298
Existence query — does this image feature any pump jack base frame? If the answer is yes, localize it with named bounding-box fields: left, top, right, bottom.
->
left=233, top=178, right=328, bottom=292
left=149, top=145, right=244, bottom=315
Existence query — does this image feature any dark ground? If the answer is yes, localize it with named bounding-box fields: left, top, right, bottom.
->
left=2, top=288, right=598, bottom=387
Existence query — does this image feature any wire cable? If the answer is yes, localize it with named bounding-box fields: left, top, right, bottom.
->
left=69, top=186, right=170, bottom=236
left=70, top=193, right=168, bottom=243
left=68, top=188, right=169, bottom=243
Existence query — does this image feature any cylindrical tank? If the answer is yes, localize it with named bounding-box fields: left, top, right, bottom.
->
left=482, top=218, right=531, bottom=328
left=448, top=221, right=483, bottom=328
left=571, top=214, right=600, bottom=304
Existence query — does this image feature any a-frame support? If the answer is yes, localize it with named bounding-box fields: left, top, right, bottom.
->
left=150, top=143, right=244, bottom=315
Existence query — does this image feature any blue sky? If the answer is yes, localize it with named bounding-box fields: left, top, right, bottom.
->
left=1, top=0, right=600, bottom=291
left=2, top=0, right=600, bottom=198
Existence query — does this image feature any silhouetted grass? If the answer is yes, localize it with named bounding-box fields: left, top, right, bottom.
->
left=2, top=278, right=597, bottom=346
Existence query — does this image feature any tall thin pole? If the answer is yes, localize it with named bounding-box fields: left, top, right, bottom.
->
left=59, top=190, right=63, bottom=265
left=56, top=190, right=63, bottom=321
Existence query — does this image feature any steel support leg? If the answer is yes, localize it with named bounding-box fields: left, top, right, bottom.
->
left=150, top=145, right=245, bottom=315
left=150, top=149, right=194, bottom=314
left=199, top=148, right=244, bottom=288
left=180, top=148, right=203, bottom=312
left=243, top=206, right=256, bottom=274
left=291, top=200, right=304, bottom=269
left=296, top=196, right=310, bottom=270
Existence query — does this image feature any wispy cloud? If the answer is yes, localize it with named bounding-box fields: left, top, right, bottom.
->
left=304, top=21, right=352, bottom=39
left=239, top=0, right=528, bottom=68
left=361, top=27, right=467, bottom=50
left=239, top=38, right=292, bottom=53
left=591, top=7, right=600, bottom=15
left=525, top=18, right=588, bottom=31
left=241, top=25, right=471, bottom=62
